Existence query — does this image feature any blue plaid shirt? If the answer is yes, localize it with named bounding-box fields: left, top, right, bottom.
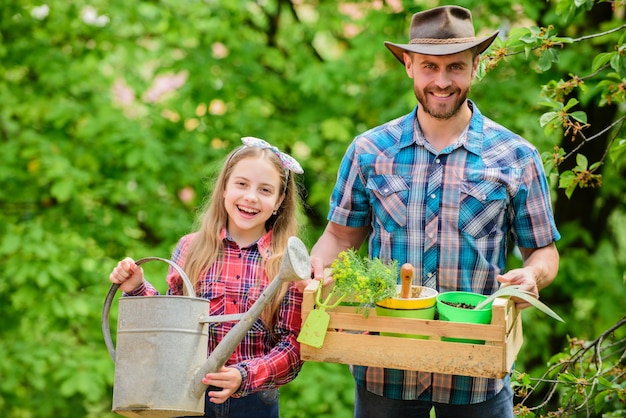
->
left=328, top=101, right=560, bottom=404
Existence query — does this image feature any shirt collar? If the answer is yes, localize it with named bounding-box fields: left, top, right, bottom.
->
left=401, top=100, right=484, bottom=157
left=219, top=227, right=273, bottom=257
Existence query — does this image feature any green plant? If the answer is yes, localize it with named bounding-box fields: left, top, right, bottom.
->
left=512, top=316, right=626, bottom=418
left=474, top=286, right=565, bottom=323
left=330, top=249, right=398, bottom=310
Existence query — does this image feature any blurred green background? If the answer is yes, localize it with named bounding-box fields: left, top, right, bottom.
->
left=1, top=0, right=624, bottom=417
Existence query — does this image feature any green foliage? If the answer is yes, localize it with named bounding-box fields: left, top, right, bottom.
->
left=480, top=0, right=625, bottom=198
left=513, top=317, right=626, bottom=418
left=280, top=362, right=354, bottom=418
left=330, top=249, right=398, bottom=309
left=556, top=153, right=603, bottom=198
left=0, top=0, right=624, bottom=416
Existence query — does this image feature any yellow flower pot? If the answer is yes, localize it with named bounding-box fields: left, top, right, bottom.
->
left=375, top=285, right=438, bottom=339
left=376, top=285, right=439, bottom=309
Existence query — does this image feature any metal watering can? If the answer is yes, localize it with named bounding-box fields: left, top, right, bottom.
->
left=101, top=236, right=310, bottom=417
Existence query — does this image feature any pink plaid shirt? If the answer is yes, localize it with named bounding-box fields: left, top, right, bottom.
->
left=127, top=228, right=303, bottom=397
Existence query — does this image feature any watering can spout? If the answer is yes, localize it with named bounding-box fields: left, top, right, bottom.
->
left=189, top=236, right=310, bottom=398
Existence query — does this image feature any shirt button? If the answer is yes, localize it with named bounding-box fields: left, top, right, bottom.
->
left=384, top=188, right=390, bottom=193
left=435, top=158, right=440, bottom=164
left=431, top=194, right=436, bottom=199
left=428, top=233, right=434, bottom=238
left=427, top=272, right=433, bottom=278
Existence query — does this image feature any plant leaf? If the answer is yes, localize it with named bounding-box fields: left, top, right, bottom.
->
left=474, top=285, right=565, bottom=322
left=474, top=285, right=527, bottom=309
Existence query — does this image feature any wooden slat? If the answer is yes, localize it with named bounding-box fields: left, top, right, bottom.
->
left=301, top=333, right=510, bottom=378
left=325, top=311, right=505, bottom=342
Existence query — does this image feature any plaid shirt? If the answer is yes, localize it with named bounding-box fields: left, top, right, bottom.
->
left=127, top=229, right=303, bottom=397
left=328, top=101, right=560, bottom=404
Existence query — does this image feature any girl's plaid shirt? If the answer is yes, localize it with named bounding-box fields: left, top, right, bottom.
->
left=126, top=228, right=303, bottom=397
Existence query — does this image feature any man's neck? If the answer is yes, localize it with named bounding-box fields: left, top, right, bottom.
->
left=417, top=101, right=472, bottom=152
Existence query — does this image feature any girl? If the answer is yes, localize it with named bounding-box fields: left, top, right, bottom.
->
left=109, top=137, right=305, bottom=418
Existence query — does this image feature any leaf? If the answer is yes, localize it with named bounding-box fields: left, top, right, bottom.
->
left=538, top=49, right=555, bottom=71
left=594, top=389, right=611, bottom=414
left=592, top=52, right=614, bottom=72
left=569, top=111, right=587, bottom=124
left=609, top=138, right=626, bottom=166
left=565, top=184, right=577, bottom=198
left=558, top=372, right=579, bottom=383
left=597, top=376, right=619, bottom=390
left=474, top=285, right=565, bottom=322
left=563, top=98, right=580, bottom=112
left=50, top=178, right=74, bottom=203
left=538, top=97, right=563, bottom=110
left=539, top=111, right=559, bottom=128
left=576, top=154, right=589, bottom=170
left=610, top=53, right=625, bottom=73
left=589, top=161, right=603, bottom=171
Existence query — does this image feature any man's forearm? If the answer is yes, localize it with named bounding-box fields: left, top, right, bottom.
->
left=310, top=223, right=369, bottom=269
left=520, top=243, right=560, bottom=291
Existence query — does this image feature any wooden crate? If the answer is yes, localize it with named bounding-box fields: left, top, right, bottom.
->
left=300, top=280, right=523, bottom=378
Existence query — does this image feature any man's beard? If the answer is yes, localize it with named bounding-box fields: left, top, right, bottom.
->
left=415, top=86, right=469, bottom=120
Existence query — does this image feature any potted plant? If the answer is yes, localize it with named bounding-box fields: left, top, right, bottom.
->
left=374, top=263, right=438, bottom=339
left=297, top=250, right=398, bottom=349
left=329, top=249, right=398, bottom=314
left=332, top=255, right=439, bottom=339
left=436, top=286, right=564, bottom=344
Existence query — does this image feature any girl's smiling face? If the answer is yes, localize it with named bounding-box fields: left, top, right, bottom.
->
left=223, top=156, right=284, bottom=246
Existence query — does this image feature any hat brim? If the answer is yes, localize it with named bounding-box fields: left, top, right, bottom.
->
left=384, top=31, right=498, bottom=64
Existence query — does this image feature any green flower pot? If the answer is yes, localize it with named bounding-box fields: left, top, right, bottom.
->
left=375, top=286, right=438, bottom=339
left=436, top=291, right=493, bottom=344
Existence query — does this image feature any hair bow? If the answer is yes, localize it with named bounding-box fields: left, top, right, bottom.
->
left=241, top=136, right=304, bottom=174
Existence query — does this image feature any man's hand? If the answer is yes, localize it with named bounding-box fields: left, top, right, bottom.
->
left=496, top=267, right=539, bottom=309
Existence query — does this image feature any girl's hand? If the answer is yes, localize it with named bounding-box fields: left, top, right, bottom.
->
left=202, top=366, right=243, bottom=404
left=109, top=257, right=144, bottom=293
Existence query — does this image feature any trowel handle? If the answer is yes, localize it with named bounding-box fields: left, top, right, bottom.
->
left=101, top=257, right=196, bottom=362
left=400, top=263, right=414, bottom=299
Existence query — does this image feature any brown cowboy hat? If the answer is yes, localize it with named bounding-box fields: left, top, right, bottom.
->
left=384, top=5, right=499, bottom=63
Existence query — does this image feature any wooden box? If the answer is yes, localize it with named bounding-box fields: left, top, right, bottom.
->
left=300, top=280, right=523, bottom=378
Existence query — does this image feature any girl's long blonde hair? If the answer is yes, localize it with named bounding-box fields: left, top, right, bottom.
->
left=184, top=145, right=301, bottom=327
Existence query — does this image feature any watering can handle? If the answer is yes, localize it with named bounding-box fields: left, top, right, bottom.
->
left=101, top=256, right=196, bottom=361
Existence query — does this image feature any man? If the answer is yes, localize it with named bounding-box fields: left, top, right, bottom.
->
left=310, top=5, right=560, bottom=418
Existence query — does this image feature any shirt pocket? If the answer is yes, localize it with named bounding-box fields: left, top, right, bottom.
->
left=206, top=281, right=226, bottom=315
left=459, top=178, right=508, bottom=239
left=204, top=281, right=227, bottom=340
left=245, top=286, right=269, bottom=333
left=366, top=175, right=409, bottom=233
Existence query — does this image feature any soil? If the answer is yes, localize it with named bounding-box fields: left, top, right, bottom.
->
left=397, top=286, right=426, bottom=298
left=440, top=300, right=476, bottom=309
left=409, top=287, right=423, bottom=298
